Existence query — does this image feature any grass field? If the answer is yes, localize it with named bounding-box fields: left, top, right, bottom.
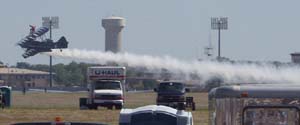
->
left=0, top=92, right=209, bottom=125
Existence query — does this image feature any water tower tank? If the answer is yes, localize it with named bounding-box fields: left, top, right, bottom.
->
left=102, top=16, right=125, bottom=53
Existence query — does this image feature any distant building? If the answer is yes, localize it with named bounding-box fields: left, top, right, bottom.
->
left=0, top=64, right=5, bottom=68
left=291, top=52, right=300, bottom=63
left=0, top=67, right=51, bottom=88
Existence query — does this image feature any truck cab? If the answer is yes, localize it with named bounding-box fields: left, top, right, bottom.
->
left=155, top=82, right=188, bottom=109
left=92, top=80, right=123, bottom=109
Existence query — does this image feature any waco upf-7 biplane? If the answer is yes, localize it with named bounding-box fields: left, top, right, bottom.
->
left=18, top=25, right=68, bottom=58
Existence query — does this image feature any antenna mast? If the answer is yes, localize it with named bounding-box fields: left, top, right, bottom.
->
left=204, top=30, right=213, bottom=58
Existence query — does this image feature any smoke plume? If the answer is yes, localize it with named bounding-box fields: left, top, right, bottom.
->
left=45, top=49, right=300, bottom=84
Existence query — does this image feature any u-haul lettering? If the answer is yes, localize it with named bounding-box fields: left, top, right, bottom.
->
left=95, top=70, right=120, bottom=76
left=88, top=67, right=125, bottom=80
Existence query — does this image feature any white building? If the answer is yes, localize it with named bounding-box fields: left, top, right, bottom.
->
left=0, top=67, right=50, bottom=88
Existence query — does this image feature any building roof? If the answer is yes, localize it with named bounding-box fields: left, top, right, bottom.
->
left=0, top=68, right=49, bottom=75
left=0, top=64, right=5, bottom=67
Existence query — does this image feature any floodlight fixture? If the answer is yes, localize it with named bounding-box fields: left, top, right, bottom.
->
left=211, top=17, right=228, bottom=59
left=42, top=16, right=59, bottom=29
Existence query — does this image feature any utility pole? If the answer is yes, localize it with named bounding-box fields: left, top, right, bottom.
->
left=42, top=16, right=59, bottom=87
left=211, top=17, right=228, bottom=59
left=6, top=63, right=9, bottom=86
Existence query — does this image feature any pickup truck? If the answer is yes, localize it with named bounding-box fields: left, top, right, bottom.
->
left=154, top=81, right=195, bottom=110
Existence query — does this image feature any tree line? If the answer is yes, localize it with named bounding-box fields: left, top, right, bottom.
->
left=13, top=62, right=158, bottom=89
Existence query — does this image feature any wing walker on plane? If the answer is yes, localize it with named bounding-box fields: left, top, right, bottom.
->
left=18, top=25, right=68, bottom=58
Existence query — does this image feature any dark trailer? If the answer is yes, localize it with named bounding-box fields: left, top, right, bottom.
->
left=209, top=85, right=300, bottom=125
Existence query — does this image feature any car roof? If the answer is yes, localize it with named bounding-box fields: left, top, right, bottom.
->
left=121, top=105, right=190, bottom=116
left=119, top=105, right=192, bottom=123
left=0, top=86, right=11, bottom=89
left=123, top=105, right=178, bottom=115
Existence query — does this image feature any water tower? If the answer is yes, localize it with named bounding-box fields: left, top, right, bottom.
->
left=102, top=16, right=125, bottom=53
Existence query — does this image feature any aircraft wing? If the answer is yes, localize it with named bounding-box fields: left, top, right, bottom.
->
left=18, top=35, right=34, bottom=46
left=20, top=26, right=49, bottom=43
left=19, top=26, right=49, bottom=46
left=32, top=26, right=49, bottom=38
left=22, top=49, right=39, bottom=58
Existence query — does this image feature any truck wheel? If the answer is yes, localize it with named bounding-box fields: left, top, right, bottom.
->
left=87, top=105, right=93, bottom=110
left=87, top=105, right=97, bottom=110
left=79, top=98, right=88, bottom=110
left=192, top=103, right=196, bottom=111
left=93, top=105, right=98, bottom=110
left=107, top=106, right=113, bottom=110
left=115, top=105, right=122, bottom=110
left=80, top=105, right=88, bottom=110
left=86, top=105, right=92, bottom=110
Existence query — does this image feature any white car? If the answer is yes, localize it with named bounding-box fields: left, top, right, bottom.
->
left=119, top=105, right=193, bottom=125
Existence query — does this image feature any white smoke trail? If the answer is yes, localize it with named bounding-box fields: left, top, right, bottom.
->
left=45, top=49, right=300, bottom=84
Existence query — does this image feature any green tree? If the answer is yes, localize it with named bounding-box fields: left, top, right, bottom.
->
left=143, top=79, right=158, bottom=90
left=53, top=63, right=69, bottom=85
left=16, top=62, right=31, bottom=69
left=78, top=62, right=90, bottom=86
left=65, top=61, right=84, bottom=86
left=31, top=64, right=49, bottom=72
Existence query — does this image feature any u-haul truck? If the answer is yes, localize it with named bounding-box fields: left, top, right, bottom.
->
left=80, top=66, right=126, bottom=110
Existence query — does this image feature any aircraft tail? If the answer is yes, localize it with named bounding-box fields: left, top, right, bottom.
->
left=54, top=36, right=68, bottom=49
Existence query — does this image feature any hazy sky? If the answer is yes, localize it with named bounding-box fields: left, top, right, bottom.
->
left=1, top=0, right=300, bottom=65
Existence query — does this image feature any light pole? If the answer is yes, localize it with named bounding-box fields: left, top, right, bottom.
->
left=42, top=16, right=59, bottom=87
left=211, top=17, right=228, bottom=59
left=6, top=63, right=9, bottom=86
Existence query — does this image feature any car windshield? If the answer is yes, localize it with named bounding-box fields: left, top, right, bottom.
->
left=158, top=82, right=184, bottom=92
left=94, top=81, right=121, bottom=90
left=243, top=107, right=300, bottom=125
